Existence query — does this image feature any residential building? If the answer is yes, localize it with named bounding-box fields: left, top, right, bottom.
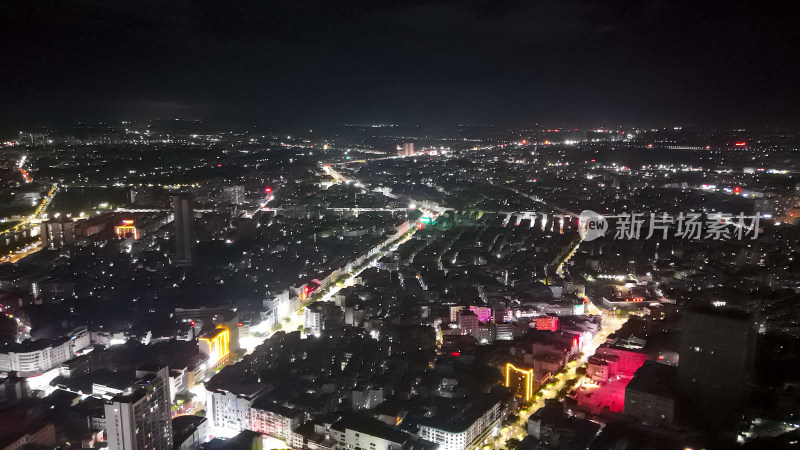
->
left=0, top=372, right=29, bottom=405
left=1, top=422, right=56, bottom=450
left=586, top=354, right=619, bottom=384
left=594, top=345, right=647, bottom=376
left=172, top=416, right=209, bottom=450
left=221, top=185, right=245, bottom=205
left=0, top=338, right=72, bottom=376
left=678, top=302, right=758, bottom=425
left=173, top=194, right=195, bottom=266
left=625, top=361, right=678, bottom=426
left=60, top=355, right=91, bottom=378
left=352, top=386, right=384, bottom=411
left=40, top=219, right=75, bottom=249
left=249, top=401, right=303, bottom=442
left=417, top=393, right=508, bottom=450
left=104, top=371, right=173, bottom=450
left=304, top=302, right=342, bottom=336
left=206, top=384, right=266, bottom=434
left=329, top=415, right=411, bottom=450
left=456, top=310, right=479, bottom=337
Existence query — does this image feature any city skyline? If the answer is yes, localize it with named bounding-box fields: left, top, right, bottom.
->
left=2, top=2, right=800, bottom=450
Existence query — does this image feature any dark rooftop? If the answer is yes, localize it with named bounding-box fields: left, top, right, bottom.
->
left=626, top=361, right=679, bottom=398
left=331, top=414, right=410, bottom=445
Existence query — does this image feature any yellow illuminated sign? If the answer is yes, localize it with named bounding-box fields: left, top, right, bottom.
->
left=505, top=363, right=534, bottom=401
left=199, top=326, right=230, bottom=367
left=115, top=220, right=139, bottom=239
left=115, top=225, right=139, bottom=239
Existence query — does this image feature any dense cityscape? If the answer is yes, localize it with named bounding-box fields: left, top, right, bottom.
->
left=3, top=1, right=800, bottom=449
left=0, top=123, right=799, bottom=450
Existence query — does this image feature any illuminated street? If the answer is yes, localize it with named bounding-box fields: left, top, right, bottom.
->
left=490, top=303, right=627, bottom=449
left=1, top=242, right=42, bottom=264
left=1, top=184, right=58, bottom=264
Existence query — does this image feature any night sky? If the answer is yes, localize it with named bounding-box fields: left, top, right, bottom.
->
left=2, top=0, right=799, bottom=131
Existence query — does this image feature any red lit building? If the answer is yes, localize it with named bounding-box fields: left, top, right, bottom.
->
left=469, top=306, right=493, bottom=323
left=594, top=345, right=647, bottom=376
left=533, top=315, right=559, bottom=332
left=586, top=353, right=620, bottom=384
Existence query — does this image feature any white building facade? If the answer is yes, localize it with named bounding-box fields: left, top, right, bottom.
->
left=206, top=385, right=265, bottom=434
left=0, top=339, right=72, bottom=375
left=418, top=399, right=505, bottom=450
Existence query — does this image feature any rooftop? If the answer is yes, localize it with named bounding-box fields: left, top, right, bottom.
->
left=626, top=361, right=679, bottom=398
left=331, top=414, right=410, bottom=445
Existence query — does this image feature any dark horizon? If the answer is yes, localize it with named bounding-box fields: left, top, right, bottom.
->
left=3, top=1, right=800, bottom=134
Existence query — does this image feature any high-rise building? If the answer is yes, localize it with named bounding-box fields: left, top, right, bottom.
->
left=0, top=371, right=30, bottom=405
left=104, top=370, right=173, bottom=450
left=172, top=194, right=195, bottom=265
left=678, top=302, right=758, bottom=425
left=400, top=142, right=414, bottom=157
left=625, top=361, right=679, bottom=426
left=304, top=301, right=342, bottom=336
left=221, top=185, right=245, bottom=205
left=249, top=401, right=303, bottom=442
left=456, top=310, right=479, bottom=336
left=206, top=384, right=266, bottom=434
left=129, top=187, right=156, bottom=206
left=330, top=415, right=413, bottom=450
left=40, top=219, right=76, bottom=249
left=417, top=393, right=507, bottom=450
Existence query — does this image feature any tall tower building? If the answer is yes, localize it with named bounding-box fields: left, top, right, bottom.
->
left=401, top=142, right=414, bottom=157
left=172, top=194, right=195, bottom=266
left=104, top=371, right=173, bottom=450
left=40, top=219, right=76, bottom=249
left=221, top=185, right=245, bottom=205
left=678, top=302, right=758, bottom=426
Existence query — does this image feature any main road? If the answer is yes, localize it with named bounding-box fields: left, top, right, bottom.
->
left=1, top=184, right=59, bottom=264
left=190, top=164, right=425, bottom=422
left=490, top=302, right=626, bottom=449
